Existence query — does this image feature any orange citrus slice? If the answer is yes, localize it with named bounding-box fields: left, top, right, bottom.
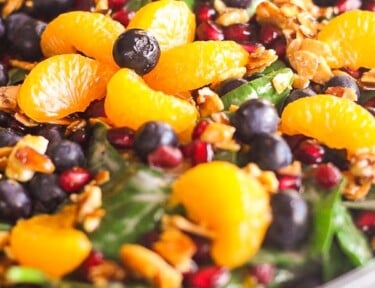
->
left=172, top=161, right=271, bottom=268
left=143, top=40, right=248, bottom=94
left=280, top=94, right=375, bottom=154
left=105, top=68, right=198, bottom=132
left=127, top=0, right=195, bottom=51
left=41, top=11, right=125, bottom=67
left=17, top=54, right=117, bottom=122
left=10, top=208, right=91, bottom=278
left=318, top=10, right=375, bottom=69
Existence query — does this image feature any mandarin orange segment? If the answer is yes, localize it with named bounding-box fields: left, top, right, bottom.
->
left=17, top=54, right=117, bottom=122
left=127, top=0, right=195, bottom=51
left=280, top=95, right=375, bottom=154
left=10, top=211, right=91, bottom=278
left=318, top=10, right=375, bottom=69
left=104, top=68, right=198, bottom=132
left=143, top=41, right=248, bottom=94
left=41, top=11, right=125, bottom=67
left=171, top=161, right=271, bottom=268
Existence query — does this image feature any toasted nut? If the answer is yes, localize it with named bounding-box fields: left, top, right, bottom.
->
left=120, top=244, right=182, bottom=288
left=242, top=163, right=279, bottom=194
left=14, top=146, right=55, bottom=173
left=88, top=259, right=126, bottom=286
left=9, top=59, right=37, bottom=70
left=0, top=86, right=18, bottom=111
left=343, top=171, right=372, bottom=200
left=216, top=8, right=250, bottom=26
left=2, top=0, right=24, bottom=17
left=153, top=229, right=196, bottom=272
left=196, top=87, right=224, bottom=117
left=200, top=122, right=240, bottom=151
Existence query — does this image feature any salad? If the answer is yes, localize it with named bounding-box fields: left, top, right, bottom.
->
left=0, top=0, right=374, bottom=287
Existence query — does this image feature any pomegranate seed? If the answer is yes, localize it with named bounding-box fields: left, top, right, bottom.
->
left=112, top=9, right=135, bottom=27
left=294, top=139, right=325, bottom=165
left=74, top=0, right=94, bottom=10
left=362, top=0, right=375, bottom=11
left=335, top=0, right=361, bottom=13
left=191, top=236, right=212, bottom=264
left=341, top=67, right=363, bottom=79
left=189, top=140, right=214, bottom=165
left=269, top=37, right=286, bottom=57
left=184, top=266, right=230, bottom=288
left=81, top=250, right=104, bottom=279
left=355, top=211, right=375, bottom=237
left=59, top=167, right=91, bottom=193
left=240, top=41, right=262, bottom=53
left=249, top=263, right=275, bottom=285
left=284, top=134, right=307, bottom=151
left=108, top=0, right=127, bottom=10
left=277, top=174, right=302, bottom=191
left=107, top=127, right=135, bottom=149
left=223, top=23, right=255, bottom=42
left=68, top=127, right=89, bottom=146
left=197, top=21, right=224, bottom=41
left=259, top=24, right=281, bottom=45
left=192, top=119, right=211, bottom=140
left=147, top=145, right=183, bottom=168
left=138, top=230, right=160, bottom=249
left=364, top=97, right=375, bottom=108
left=85, top=100, right=106, bottom=118
left=195, top=3, right=216, bottom=23
left=314, top=163, right=342, bottom=189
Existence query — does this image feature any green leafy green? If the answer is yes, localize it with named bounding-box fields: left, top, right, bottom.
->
left=251, top=249, right=307, bottom=269
left=359, top=90, right=375, bottom=104
left=0, top=222, right=10, bottom=231
left=5, top=266, right=48, bottom=285
left=7, top=68, right=28, bottom=85
left=223, top=269, right=248, bottom=288
left=221, top=68, right=293, bottom=109
left=180, top=0, right=195, bottom=10
left=126, top=0, right=152, bottom=11
left=87, top=124, right=172, bottom=260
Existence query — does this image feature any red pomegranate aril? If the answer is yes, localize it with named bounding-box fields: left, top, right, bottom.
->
left=184, top=266, right=230, bottom=288
left=259, top=24, right=281, bottom=45
left=74, top=0, right=94, bottom=10
left=269, top=37, right=286, bottom=57
left=138, top=230, right=160, bottom=249
left=223, top=23, right=255, bottom=42
left=68, top=127, right=89, bottom=146
left=240, top=41, right=262, bottom=53
left=112, top=9, right=135, bottom=27
left=190, top=140, right=214, bottom=165
left=85, top=99, right=106, bottom=118
left=147, top=145, right=183, bottom=168
left=195, top=3, right=217, bottom=23
left=59, top=167, right=91, bottom=193
left=284, top=134, right=307, bottom=151
left=294, top=139, right=325, bottom=165
left=108, top=0, right=127, bottom=11
left=277, top=174, right=302, bottom=191
left=355, top=211, right=375, bottom=237
left=362, top=0, right=375, bottom=11
left=192, top=236, right=212, bottom=264
left=81, top=250, right=104, bottom=279
left=341, top=67, right=363, bottom=79
left=192, top=119, right=211, bottom=140
left=249, top=263, right=275, bottom=285
left=107, top=127, right=135, bottom=149
left=364, top=97, right=375, bottom=108
left=197, top=21, right=224, bottom=41
left=335, top=0, right=361, bottom=13
left=314, top=163, right=342, bottom=189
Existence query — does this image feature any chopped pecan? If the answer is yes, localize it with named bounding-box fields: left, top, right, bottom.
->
left=215, top=8, right=250, bottom=26
left=343, top=171, right=372, bottom=200
left=360, top=69, right=375, bottom=90
left=325, top=87, right=358, bottom=101
left=246, top=47, right=278, bottom=76
left=349, top=152, right=375, bottom=183
left=196, top=87, right=224, bottom=117
left=14, top=112, right=39, bottom=127
left=200, top=122, right=240, bottom=151
left=0, top=86, right=18, bottom=112
left=9, top=59, right=37, bottom=70
left=88, top=259, right=126, bottom=286
left=242, top=163, right=279, bottom=194
left=120, top=244, right=182, bottom=288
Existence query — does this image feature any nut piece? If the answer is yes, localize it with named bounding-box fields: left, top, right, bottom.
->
left=200, top=122, right=240, bottom=151
left=196, top=87, right=224, bottom=117
left=0, top=86, right=19, bottom=112
left=120, top=244, right=182, bottom=288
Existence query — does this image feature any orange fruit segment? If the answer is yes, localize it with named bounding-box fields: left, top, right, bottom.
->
left=143, top=41, right=249, bottom=94
left=127, top=0, right=195, bottom=51
left=10, top=208, right=91, bottom=278
left=318, top=10, right=375, bottom=69
left=17, top=54, right=117, bottom=123
left=41, top=11, right=125, bottom=67
left=280, top=94, right=375, bottom=154
left=171, top=161, right=271, bottom=268
left=104, top=68, right=198, bottom=132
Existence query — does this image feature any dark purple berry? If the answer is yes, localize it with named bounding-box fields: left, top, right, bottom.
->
left=24, top=0, right=74, bottom=21
left=0, top=63, right=8, bottom=86
left=133, top=121, right=179, bottom=161
left=324, top=75, right=360, bottom=99
left=223, top=0, right=251, bottom=8
left=231, top=99, right=279, bottom=143
left=312, top=0, right=335, bottom=6
left=0, top=128, right=22, bottom=147
left=48, top=140, right=85, bottom=171
left=0, top=179, right=31, bottom=222
left=246, top=133, right=292, bottom=171
left=216, top=78, right=247, bottom=96
left=113, top=29, right=160, bottom=75
left=266, top=190, right=309, bottom=249
left=28, top=173, right=67, bottom=213
left=281, top=88, right=315, bottom=111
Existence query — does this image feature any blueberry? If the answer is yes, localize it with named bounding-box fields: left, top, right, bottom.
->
left=48, top=140, right=85, bottom=171
left=231, top=99, right=279, bottom=143
left=0, top=111, right=12, bottom=127
left=246, top=133, right=292, bottom=171
left=5, top=13, right=46, bottom=61
left=324, top=75, right=360, bottom=99
left=23, top=0, right=74, bottom=21
left=280, top=87, right=315, bottom=112
left=0, top=17, right=5, bottom=39
left=0, top=128, right=22, bottom=147
left=223, top=0, right=251, bottom=8
left=28, top=173, right=67, bottom=213
left=266, top=190, right=309, bottom=249
left=0, top=63, right=9, bottom=86
left=113, top=29, right=160, bottom=75
left=133, top=121, right=178, bottom=161
left=216, top=78, right=247, bottom=96
left=0, top=179, right=31, bottom=222
left=312, top=0, right=335, bottom=6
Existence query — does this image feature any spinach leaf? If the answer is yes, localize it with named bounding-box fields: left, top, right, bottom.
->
left=223, top=269, right=248, bottom=288
left=126, top=0, right=151, bottom=11
left=359, top=90, right=375, bottom=104
left=181, top=0, right=195, bottom=10
left=323, top=240, right=353, bottom=281
left=0, top=222, right=10, bottom=231
left=5, top=266, right=48, bottom=285
left=7, top=68, right=28, bottom=85
left=251, top=249, right=307, bottom=269
left=87, top=124, right=171, bottom=260
left=221, top=68, right=293, bottom=109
